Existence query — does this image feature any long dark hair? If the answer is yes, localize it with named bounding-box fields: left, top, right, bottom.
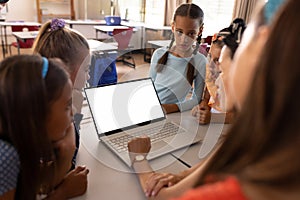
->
left=220, top=18, right=246, bottom=59
left=196, top=0, right=300, bottom=188
left=0, top=55, right=69, bottom=199
left=156, top=3, right=204, bottom=85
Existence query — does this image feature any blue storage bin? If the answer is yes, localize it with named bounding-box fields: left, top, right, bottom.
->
left=104, top=16, right=121, bottom=25
left=88, top=51, right=118, bottom=86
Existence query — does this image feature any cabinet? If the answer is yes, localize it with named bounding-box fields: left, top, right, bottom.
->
left=36, top=0, right=75, bottom=23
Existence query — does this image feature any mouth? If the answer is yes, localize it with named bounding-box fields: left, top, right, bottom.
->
left=177, top=44, right=189, bottom=49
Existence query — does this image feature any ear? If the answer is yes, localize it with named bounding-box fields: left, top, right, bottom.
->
left=171, top=22, right=175, bottom=32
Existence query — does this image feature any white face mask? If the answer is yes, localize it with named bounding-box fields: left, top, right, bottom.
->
left=215, top=76, right=227, bottom=112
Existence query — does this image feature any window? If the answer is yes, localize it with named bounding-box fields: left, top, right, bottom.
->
left=144, top=0, right=165, bottom=26
left=118, top=0, right=144, bottom=22
left=192, top=0, right=235, bottom=37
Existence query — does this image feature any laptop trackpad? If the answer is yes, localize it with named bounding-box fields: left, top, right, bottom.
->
left=151, top=140, right=169, bottom=149
left=148, top=141, right=174, bottom=160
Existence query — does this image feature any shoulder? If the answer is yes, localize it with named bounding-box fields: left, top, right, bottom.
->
left=153, top=47, right=168, bottom=57
left=0, top=139, right=19, bottom=164
left=172, top=176, right=248, bottom=200
left=194, top=52, right=207, bottom=64
left=0, top=139, right=20, bottom=195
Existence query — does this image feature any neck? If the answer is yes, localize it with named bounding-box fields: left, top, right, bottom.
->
left=170, top=46, right=194, bottom=58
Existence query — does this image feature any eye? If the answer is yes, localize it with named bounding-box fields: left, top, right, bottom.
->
left=85, top=65, right=90, bottom=73
left=175, top=30, right=183, bottom=37
left=187, top=32, right=197, bottom=38
left=213, top=58, right=220, bottom=65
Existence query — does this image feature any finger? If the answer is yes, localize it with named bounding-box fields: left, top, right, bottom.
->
left=199, top=104, right=208, bottom=110
left=151, top=178, right=170, bottom=197
left=199, top=110, right=208, bottom=115
left=191, top=106, right=199, bottom=116
left=145, top=173, right=167, bottom=196
left=79, top=168, right=90, bottom=175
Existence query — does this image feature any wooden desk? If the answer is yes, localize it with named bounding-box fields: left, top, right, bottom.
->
left=0, top=21, right=40, bottom=58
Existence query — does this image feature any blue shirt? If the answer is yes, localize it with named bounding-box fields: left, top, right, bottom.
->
left=0, top=139, right=20, bottom=195
left=149, top=47, right=207, bottom=112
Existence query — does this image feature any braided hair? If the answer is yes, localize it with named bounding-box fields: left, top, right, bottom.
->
left=156, top=3, right=204, bottom=86
left=219, top=18, right=246, bottom=59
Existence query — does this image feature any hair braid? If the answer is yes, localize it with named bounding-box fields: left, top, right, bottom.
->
left=186, top=34, right=202, bottom=85
left=156, top=33, right=175, bottom=72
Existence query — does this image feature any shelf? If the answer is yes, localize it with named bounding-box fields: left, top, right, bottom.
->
left=36, top=0, right=75, bottom=23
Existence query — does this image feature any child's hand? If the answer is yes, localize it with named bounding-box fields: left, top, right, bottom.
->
left=53, top=124, right=76, bottom=161
left=192, top=102, right=211, bottom=125
left=127, top=136, right=151, bottom=163
left=144, top=172, right=183, bottom=197
left=52, top=124, right=76, bottom=185
left=198, top=102, right=211, bottom=125
left=46, top=165, right=89, bottom=199
left=191, top=105, right=200, bottom=116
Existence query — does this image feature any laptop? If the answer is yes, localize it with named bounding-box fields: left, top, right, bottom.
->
left=84, top=78, right=201, bottom=166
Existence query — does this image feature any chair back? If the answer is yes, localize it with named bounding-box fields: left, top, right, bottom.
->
left=112, top=28, right=133, bottom=50
left=11, top=25, right=40, bottom=48
left=104, top=16, right=121, bottom=26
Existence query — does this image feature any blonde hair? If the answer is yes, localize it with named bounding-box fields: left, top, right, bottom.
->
left=33, top=20, right=89, bottom=75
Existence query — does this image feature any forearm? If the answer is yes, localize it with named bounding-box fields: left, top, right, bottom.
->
left=132, top=160, right=154, bottom=192
left=210, top=111, right=234, bottom=124
left=53, top=153, right=72, bottom=187
left=45, top=187, right=67, bottom=200
left=162, top=104, right=179, bottom=114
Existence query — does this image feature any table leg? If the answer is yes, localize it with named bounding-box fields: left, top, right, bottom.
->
left=4, top=26, right=8, bottom=56
left=1, top=27, right=4, bottom=58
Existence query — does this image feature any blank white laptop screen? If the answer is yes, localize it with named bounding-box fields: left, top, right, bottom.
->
left=85, top=78, right=165, bottom=136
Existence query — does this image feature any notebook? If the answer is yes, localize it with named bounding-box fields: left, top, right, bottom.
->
left=84, top=78, right=201, bottom=166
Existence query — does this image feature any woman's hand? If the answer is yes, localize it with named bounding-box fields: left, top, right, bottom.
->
left=144, top=172, right=184, bottom=197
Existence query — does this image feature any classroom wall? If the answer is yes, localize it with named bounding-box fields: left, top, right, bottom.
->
left=5, top=0, right=36, bottom=21
left=4, top=0, right=112, bottom=21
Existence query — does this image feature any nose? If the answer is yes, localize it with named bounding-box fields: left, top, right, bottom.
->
left=86, top=71, right=90, bottom=81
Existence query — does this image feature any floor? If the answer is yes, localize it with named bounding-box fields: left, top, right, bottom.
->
left=1, top=47, right=150, bottom=83
left=115, top=52, right=150, bottom=82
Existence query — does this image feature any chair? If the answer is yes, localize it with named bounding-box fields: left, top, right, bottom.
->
left=112, top=27, right=136, bottom=68
left=105, top=16, right=121, bottom=36
left=9, top=25, right=40, bottom=55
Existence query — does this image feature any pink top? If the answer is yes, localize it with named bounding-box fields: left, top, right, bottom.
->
left=172, top=176, right=248, bottom=200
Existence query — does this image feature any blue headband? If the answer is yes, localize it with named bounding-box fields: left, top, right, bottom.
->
left=265, top=0, right=285, bottom=24
left=42, top=57, right=48, bottom=79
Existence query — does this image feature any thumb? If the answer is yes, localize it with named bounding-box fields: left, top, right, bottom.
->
left=199, top=103, right=208, bottom=110
left=74, top=165, right=87, bottom=172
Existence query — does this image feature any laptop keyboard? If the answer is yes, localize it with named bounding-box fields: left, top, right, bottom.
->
left=107, top=122, right=186, bottom=153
